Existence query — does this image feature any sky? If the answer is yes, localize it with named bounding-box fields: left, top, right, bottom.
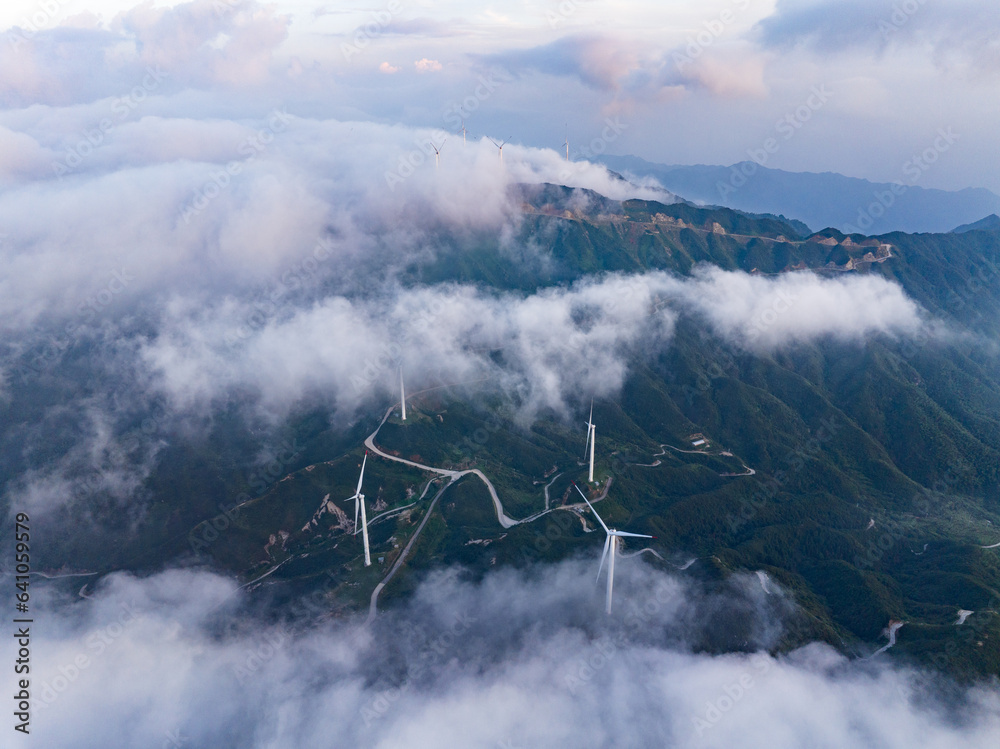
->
left=1, top=0, right=999, bottom=192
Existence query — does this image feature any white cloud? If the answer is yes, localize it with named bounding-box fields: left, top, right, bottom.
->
left=17, top=563, right=1000, bottom=749
left=666, top=265, right=926, bottom=350
left=138, top=273, right=678, bottom=419
left=414, top=57, right=442, bottom=73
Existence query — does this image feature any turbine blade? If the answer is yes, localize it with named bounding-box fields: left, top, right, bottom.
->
left=584, top=399, right=594, bottom=459
left=573, top=482, right=609, bottom=534
left=613, top=531, right=654, bottom=539
left=597, top=534, right=611, bottom=582
left=355, top=452, right=367, bottom=496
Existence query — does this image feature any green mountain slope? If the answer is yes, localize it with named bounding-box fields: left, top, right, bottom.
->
left=19, top=188, right=1000, bottom=679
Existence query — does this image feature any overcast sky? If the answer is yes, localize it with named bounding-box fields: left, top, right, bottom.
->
left=2, top=0, right=999, bottom=193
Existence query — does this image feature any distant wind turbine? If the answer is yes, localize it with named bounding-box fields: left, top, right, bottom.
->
left=432, top=138, right=446, bottom=169
left=460, top=119, right=467, bottom=145
left=399, top=365, right=407, bottom=420
left=488, top=136, right=510, bottom=164
left=346, top=452, right=372, bottom=567
left=584, top=399, right=596, bottom=483
left=564, top=128, right=569, bottom=162
left=574, top=482, right=653, bottom=614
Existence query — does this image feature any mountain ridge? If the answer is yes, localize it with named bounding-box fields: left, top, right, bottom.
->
left=600, top=154, right=1000, bottom=236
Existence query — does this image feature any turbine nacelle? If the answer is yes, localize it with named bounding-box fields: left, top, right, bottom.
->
left=573, top=482, right=653, bottom=614
left=345, top=451, right=372, bottom=566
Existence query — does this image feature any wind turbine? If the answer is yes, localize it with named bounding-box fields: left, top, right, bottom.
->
left=488, top=136, right=510, bottom=165
left=583, top=399, right=596, bottom=483
left=460, top=119, right=467, bottom=145
left=432, top=138, right=446, bottom=169
left=574, top=482, right=653, bottom=614
left=564, top=127, right=570, bottom=162
left=399, top=365, right=406, bottom=420
left=346, top=451, right=372, bottom=567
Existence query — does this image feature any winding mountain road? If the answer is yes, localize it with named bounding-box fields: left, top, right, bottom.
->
left=362, top=402, right=616, bottom=620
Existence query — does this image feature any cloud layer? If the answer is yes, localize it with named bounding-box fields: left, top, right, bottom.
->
left=0, top=109, right=931, bottom=518
left=13, top=562, right=1000, bottom=749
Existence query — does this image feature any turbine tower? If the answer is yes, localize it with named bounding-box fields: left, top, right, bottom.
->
left=564, top=128, right=569, bottom=162
left=488, top=136, right=509, bottom=165
left=584, top=399, right=596, bottom=483
left=574, top=482, right=653, bottom=614
left=460, top=119, right=467, bottom=145
left=346, top=451, right=372, bottom=567
left=399, top=365, right=406, bottom=420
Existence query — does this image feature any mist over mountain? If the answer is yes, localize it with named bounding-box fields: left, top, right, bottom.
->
left=600, top=154, right=1000, bottom=236
left=22, top=563, right=1000, bottom=749
left=4, top=1, right=1000, bottom=747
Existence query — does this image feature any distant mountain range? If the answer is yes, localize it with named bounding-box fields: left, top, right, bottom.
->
left=953, top=214, right=1000, bottom=233
left=600, top=154, right=1000, bottom=236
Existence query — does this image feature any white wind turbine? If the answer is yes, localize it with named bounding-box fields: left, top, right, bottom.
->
left=346, top=451, right=372, bottom=567
left=399, top=365, right=407, bottom=420
left=564, top=128, right=570, bottom=162
left=432, top=138, right=446, bottom=169
left=460, top=119, right=467, bottom=145
left=399, top=362, right=406, bottom=421
left=583, top=399, right=596, bottom=483
left=574, top=482, right=653, bottom=614
left=488, top=136, right=510, bottom=165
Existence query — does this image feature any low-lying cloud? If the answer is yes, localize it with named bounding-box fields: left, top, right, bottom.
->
left=14, top=561, right=1000, bottom=749
left=137, top=267, right=927, bottom=420
left=670, top=265, right=926, bottom=350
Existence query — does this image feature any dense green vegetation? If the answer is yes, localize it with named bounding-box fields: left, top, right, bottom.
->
left=18, top=188, right=1000, bottom=680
